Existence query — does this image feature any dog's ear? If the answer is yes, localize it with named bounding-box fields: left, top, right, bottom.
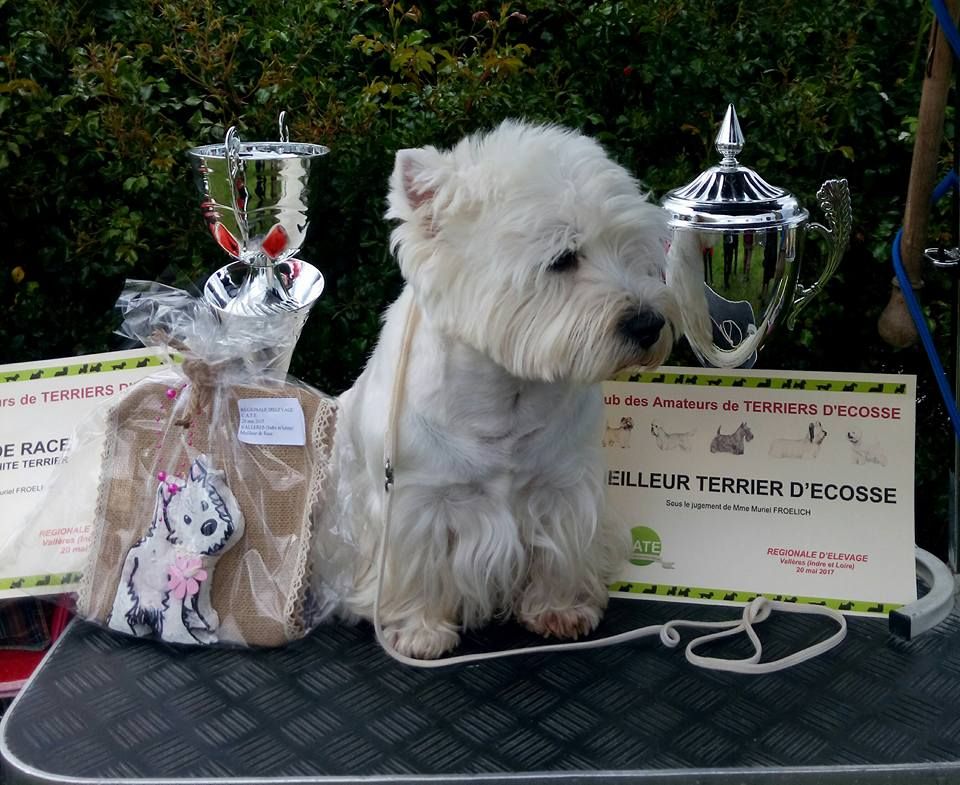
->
left=389, top=146, right=448, bottom=218
left=154, top=483, right=173, bottom=532
left=808, top=423, right=814, bottom=442
left=189, top=455, right=209, bottom=484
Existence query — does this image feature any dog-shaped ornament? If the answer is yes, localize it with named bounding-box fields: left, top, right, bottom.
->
left=108, top=454, right=244, bottom=645
left=311, top=120, right=698, bottom=658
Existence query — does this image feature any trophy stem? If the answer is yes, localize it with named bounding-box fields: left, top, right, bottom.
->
left=203, top=259, right=325, bottom=377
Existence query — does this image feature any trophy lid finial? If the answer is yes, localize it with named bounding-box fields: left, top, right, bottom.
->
left=715, top=103, right=744, bottom=168
left=662, top=100, right=799, bottom=230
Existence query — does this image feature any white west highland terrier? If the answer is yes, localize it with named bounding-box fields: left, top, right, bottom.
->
left=312, top=120, right=691, bottom=659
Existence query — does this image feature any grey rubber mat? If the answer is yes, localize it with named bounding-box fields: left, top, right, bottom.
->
left=3, top=598, right=960, bottom=784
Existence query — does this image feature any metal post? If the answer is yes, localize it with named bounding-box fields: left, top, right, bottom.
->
left=946, top=15, right=960, bottom=571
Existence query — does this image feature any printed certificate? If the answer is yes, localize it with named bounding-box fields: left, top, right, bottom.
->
left=0, top=349, right=167, bottom=598
left=603, top=367, right=917, bottom=616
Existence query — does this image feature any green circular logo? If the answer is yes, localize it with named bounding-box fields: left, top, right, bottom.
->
left=630, top=526, right=662, bottom=566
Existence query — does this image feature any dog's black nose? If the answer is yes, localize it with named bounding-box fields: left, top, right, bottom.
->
left=620, top=310, right=665, bottom=349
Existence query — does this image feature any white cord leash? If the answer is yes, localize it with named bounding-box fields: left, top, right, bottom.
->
left=375, top=298, right=847, bottom=673
left=713, top=317, right=745, bottom=347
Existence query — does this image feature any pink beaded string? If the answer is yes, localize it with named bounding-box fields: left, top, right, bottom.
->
left=154, top=383, right=195, bottom=493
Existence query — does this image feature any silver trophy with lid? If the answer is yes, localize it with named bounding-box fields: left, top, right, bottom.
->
left=661, top=104, right=852, bottom=368
left=188, top=113, right=328, bottom=374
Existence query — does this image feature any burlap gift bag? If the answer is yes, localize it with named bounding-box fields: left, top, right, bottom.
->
left=75, top=368, right=337, bottom=647
left=61, top=281, right=338, bottom=647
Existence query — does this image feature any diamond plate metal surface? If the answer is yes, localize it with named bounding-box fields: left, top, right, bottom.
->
left=3, top=598, right=960, bottom=783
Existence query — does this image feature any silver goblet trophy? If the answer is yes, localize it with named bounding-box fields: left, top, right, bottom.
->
left=188, top=113, right=328, bottom=374
left=661, top=105, right=852, bottom=368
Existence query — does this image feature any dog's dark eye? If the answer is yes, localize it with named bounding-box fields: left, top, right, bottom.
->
left=184, top=515, right=192, bottom=525
left=549, top=250, right=579, bottom=272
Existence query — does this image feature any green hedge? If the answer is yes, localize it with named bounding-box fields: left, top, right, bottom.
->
left=1, top=1, right=953, bottom=546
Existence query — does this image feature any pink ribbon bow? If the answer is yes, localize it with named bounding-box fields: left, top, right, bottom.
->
left=167, top=555, right=208, bottom=600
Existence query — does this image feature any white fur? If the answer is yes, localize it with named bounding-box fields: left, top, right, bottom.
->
left=311, top=120, right=681, bottom=658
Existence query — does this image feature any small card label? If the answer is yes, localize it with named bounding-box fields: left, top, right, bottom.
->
left=237, top=398, right=305, bottom=446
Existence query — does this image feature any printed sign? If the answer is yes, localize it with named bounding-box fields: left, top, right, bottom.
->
left=603, top=366, right=917, bottom=616
left=0, top=349, right=167, bottom=597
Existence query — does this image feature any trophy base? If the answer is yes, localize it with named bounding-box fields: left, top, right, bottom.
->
left=203, top=259, right=324, bottom=376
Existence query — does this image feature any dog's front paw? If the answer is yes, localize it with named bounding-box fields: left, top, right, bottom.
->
left=383, top=620, right=460, bottom=659
left=520, top=604, right=603, bottom=641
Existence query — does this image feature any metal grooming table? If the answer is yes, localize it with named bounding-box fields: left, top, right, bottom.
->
left=3, top=596, right=960, bottom=785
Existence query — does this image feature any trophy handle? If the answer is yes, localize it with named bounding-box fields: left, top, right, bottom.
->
left=224, top=126, right=250, bottom=251
left=278, top=111, right=290, bottom=143
left=788, top=178, right=852, bottom=329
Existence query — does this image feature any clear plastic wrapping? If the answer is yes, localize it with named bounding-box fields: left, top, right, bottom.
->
left=30, top=281, right=337, bottom=647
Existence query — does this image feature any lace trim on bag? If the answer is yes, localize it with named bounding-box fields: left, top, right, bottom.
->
left=284, top=396, right=337, bottom=640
